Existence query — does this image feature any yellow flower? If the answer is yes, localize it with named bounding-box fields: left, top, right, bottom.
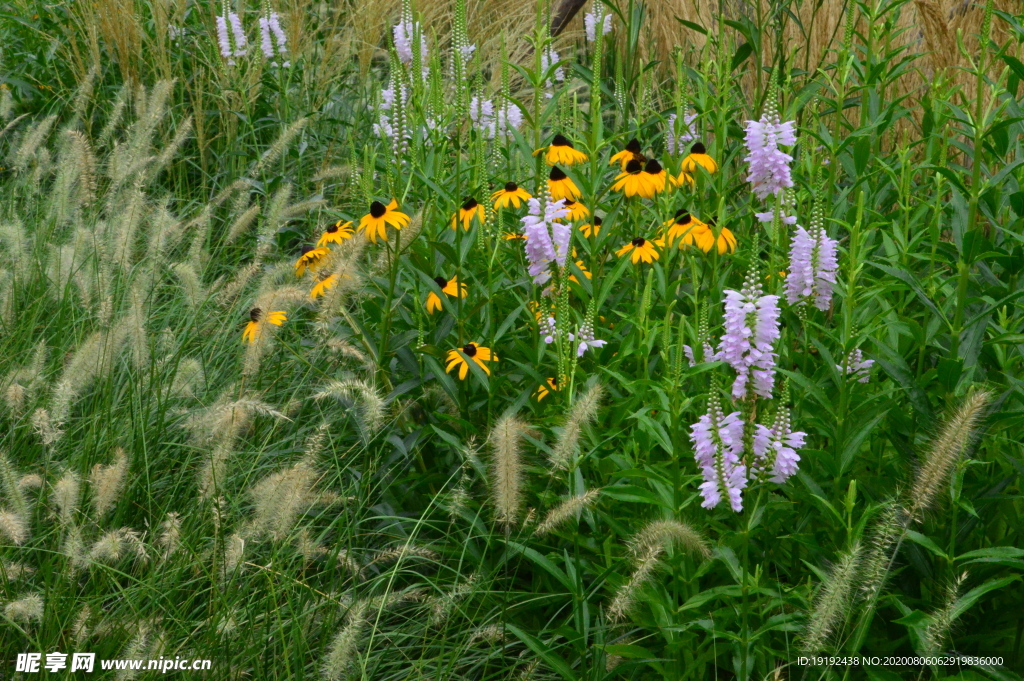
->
left=317, top=220, right=354, bottom=247
left=640, top=159, right=668, bottom=195
left=242, top=307, right=286, bottom=344
left=535, top=133, right=588, bottom=165
left=534, top=377, right=560, bottom=401
left=425, top=275, right=468, bottom=314
left=569, top=257, right=591, bottom=283
left=693, top=219, right=737, bottom=254
left=579, top=215, right=602, bottom=238
left=451, top=197, right=486, bottom=231
left=610, top=138, right=645, bottom=170
left=294, top=245, right=331, bottom=277
left=663, top=210, right=708, bottom=247
left=360, top=199, right=410, bottom=243
left=503, top=231, right=526, bottom=241
left=561, top=200, right=590, bottom=221
left=310, top=274, right=339, bottom=300
left=611, top=159, right=655, bottom=198
left=671, top=172, right=695, bottom=188
left=491, top=182, right=532, bottom=209
left=548, top=166, right=581, bottom=202
left=680, top=142, right=718, bottom=174
left=616, top=237, right=660, bottom=264
left=445, top=342, right=497, bottom=380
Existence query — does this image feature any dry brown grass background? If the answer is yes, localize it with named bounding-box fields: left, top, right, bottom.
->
left=33, top=0, right=1021, bottom=128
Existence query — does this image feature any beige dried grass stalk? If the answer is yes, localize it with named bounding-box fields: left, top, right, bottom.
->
left=549, top=383, right=603, bottom=469
left=488, top=413, right=531, bottom=527
left=3, top=593, right=43, bottom=623
left=90, top=448, right=129, bottom=519
left=607, top=519, right=709, bottom=621
left=535, top=488, right=600, bottom=536
left=802, top=542, right=863, bottom=655
left=321, top=600, right=370, bottom=681
left=248, top=460, right=318, bottom=540
left=52, top=470, right=82, bottom=527
left=909, top=390, right=990, bottom=520
left=314, top=379, right=386, bottom=437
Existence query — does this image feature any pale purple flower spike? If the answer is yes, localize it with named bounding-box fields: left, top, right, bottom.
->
left=785, top=205, right=838, bottom=311
left=743, top=96, right=797, bottom=200
left=690, top=396, right=747, bottom=512
left=522, top=196, right=569, bottom=286
left=469, top=97, right=524, bottom=138
left=584, top=11, right=613, bottom=42
left=838, top=348, right=874, bottom=383
left=718, top=271, right=781, bottom=400
left=751, top=409, right=806, bottom=483
left=575, top=319, right=607, bottom=356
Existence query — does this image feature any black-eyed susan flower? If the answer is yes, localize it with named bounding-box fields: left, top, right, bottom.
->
left=425, top=275, right=468, bottom=314
left=548, top=166, right=581, bottom=201
left=310, top=274, right=339, bottom=300
left=295, top=245, right=330, bottom=277
left=561, top=200, right=590, bottom=221
left=534, top=377, right=559, bottom=401
left=680, top=142, right=718, bottom=174
left=663, top=210, right=707, bottom=247
left=569, top=257, right=591, bottom=283
left=616, top=236, right=660, bottom=264
left=641, top=159, right=668, bottom=195
left=611, top=159, right=654, bottom=198
left=360, top=199, right=410, bottom=243
left=445, top=342, right=497, bottom=380
left=242, top=307, right=286, bottom=344
left=451, top=197, right=486, bottom=231
left=693, top=219, right=737, bottom=254
left=535, top=133, right=588, bottom=165
left=491, top=182, right=532, bottom=209
left=610, top=138, right=646, bottom=170
left=317, top=220, right=354, bottom=247
left=580, top=215, right=602, bottom=238
left=671, top=171, right=695, bottom=188
left=503, top=231, right=526, bottom=241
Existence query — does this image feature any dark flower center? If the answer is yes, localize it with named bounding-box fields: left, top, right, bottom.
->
left=249, top=308, right=262, bottom=322
left=565, top=201, right=576, bottom=208
left=462, top=197, right=478, bottom=211
left=644, top=159, right=663, bottom=174
left=674, top=210, right=692, bottom=224
left=707, top=217, right=717, bottom=227
left=625, top=159, right=643, bottom=174
left=504, top=181, right=518, bottom=192
left=369, top=200, right=386, bottom=218
left=327, top=222, right=339, bottom=233
left=301, top=245, right=315, bottom=255
left=625, top=138, right=642, bottom=153
left=552, top=133, right=571, bottom=147
left=594, top=216, right=603, bottom=226
left=462, top=343, right=478, bottom=357
left=632, top=237, right=646, bottom=247
left=434, top=276, right=448, bottom=288
left=550, top=377, right=558, bottom=386
left=549, top=167, right=567, bottom=181
left=690, top=142, right=706, bottom=155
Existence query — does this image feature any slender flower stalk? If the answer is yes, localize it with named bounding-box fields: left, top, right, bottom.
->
left=689, top=392, right=747, bottom=512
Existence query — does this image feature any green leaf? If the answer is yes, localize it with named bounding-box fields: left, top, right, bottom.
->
left=674, top=18, right=707, bottom=34
left=904, top=530, right=949, bottom=560
left=950, top=576, right=1020, bottom=620
left=504, top=624, right=577, bottom=681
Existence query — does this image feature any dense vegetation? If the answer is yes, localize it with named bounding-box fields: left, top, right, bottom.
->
left=1, top=0, right=1023, bottom=679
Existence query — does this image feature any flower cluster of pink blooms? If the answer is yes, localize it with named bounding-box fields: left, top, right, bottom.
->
left=258, top=12, right=289, bottom=67
left=690, top=395, right=748, bottom=512
left=743, top=99, right=797, bottom=201
left=521, top=196, right=570, bottom=286
left=718, top=272, right=781, bottom=400
left=215, top=12, right=248, bottom=65
left=785, top=208, right=838, bottom=311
